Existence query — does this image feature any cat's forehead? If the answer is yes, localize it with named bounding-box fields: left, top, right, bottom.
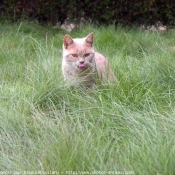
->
left=63, top=35, right=94, bottom=55
left=73, top=37, right=86, bottom=44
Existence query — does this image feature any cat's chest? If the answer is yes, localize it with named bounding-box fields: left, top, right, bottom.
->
left=63, top=65, right=97, bottom=87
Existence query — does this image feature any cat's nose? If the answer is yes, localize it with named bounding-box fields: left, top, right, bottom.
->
left=79, top=60, right=85, bottom=64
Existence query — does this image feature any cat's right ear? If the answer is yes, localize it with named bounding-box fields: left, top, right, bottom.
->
left=85, top=33, right=93, bottom=46
left=63, top=35, right=74, bottom=49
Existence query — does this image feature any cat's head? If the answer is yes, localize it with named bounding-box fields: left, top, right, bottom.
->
left=62, top=33, right=95, bottom=70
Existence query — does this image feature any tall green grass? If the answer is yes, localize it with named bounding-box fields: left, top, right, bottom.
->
left=0, top=21, right=175, bottom=175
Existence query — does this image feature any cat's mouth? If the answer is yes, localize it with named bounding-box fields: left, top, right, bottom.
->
left=78, top=63, right=86, bottom=69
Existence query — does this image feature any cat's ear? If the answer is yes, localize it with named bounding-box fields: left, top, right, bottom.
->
left=85, top=33, right=93, bottom=46
left=63, top=34, right=74, bottom=49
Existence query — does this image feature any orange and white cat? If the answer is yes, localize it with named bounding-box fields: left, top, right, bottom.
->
left=62, top=33, right=116, bottom=88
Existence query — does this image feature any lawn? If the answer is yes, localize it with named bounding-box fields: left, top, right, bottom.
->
left=0, top=20, right=175, bottom=175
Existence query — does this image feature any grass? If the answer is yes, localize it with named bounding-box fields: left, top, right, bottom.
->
left=0, top=20, right=175, bottom=175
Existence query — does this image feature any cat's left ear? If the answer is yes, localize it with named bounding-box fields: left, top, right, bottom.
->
left=85, top=33, right=93, bottom=46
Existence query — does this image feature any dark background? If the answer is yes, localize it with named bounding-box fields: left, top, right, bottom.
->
left=1, top=0, right=175, bottom=26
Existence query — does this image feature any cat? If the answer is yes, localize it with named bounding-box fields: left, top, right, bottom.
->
left=62, top=33, right=117, bottom=88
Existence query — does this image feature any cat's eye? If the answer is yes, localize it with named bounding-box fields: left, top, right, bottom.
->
left=71, top=54, right=78, bottom=57
left=84, top=53, right=90, bottom=57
